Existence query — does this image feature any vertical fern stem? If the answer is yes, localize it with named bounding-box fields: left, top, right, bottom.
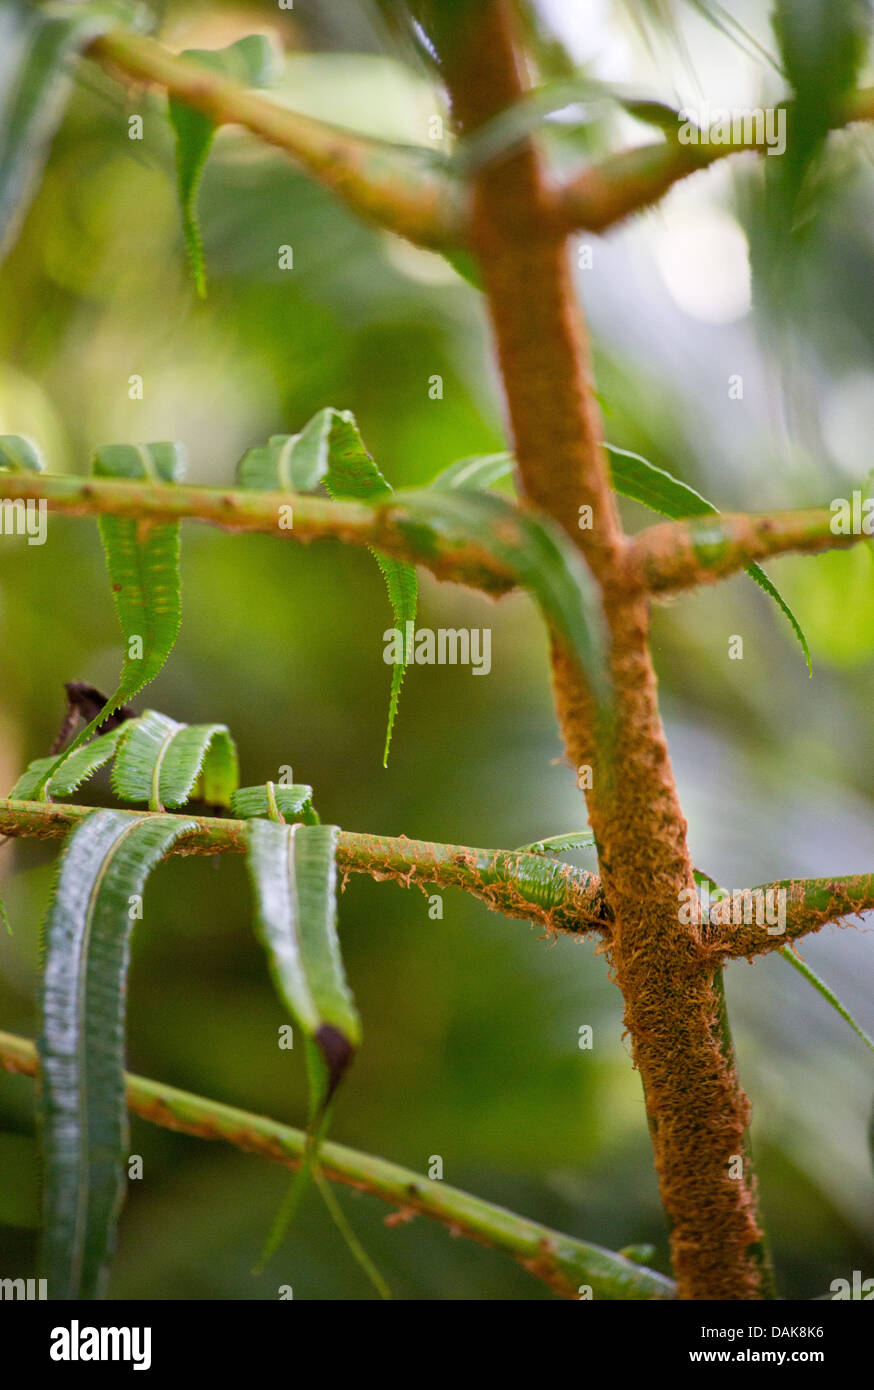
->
left=436, top=0, right=771, bottom=1298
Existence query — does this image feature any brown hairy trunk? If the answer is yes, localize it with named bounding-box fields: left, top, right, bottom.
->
left=440, top=0, right=768, bottom=1298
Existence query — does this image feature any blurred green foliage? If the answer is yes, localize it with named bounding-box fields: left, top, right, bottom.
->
left=1, top=0, right=873, bottom=1299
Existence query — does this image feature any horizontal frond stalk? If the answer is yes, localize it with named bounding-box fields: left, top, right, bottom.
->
left=561, top=87, right=874, bottom=234
left=89, top=32, right=463, bottom=252
left=0, top=473, right=513, bottom=596
left=4, top=799, right=867, bottom=955
left=720, top=874, right=874, bottom=959
left=630, top=507, right=866, bottom=593
left=0, top=1029, right=674, bottom=1301
left=0, top=800, right=608, bottom=937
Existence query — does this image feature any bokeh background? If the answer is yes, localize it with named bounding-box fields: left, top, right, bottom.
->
left=1, top=0, right=873, bottom=1299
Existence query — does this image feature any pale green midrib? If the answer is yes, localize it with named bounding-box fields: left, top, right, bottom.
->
left=149, top=723, right=179, bottom=810
left=276, top=435, right=298, bottom=491
left=450, top=453, right=512, bottom=487
left=135, top=445, right=160, bottom=484
left=284, top=822, right=318, bottom=1032
left=316, top=828, right=355, bottom=1032
left=117, top=443, right=178, bottom=697
left=186, top=729, right=213, bottom=805
left=265, top=780, right=281, bottom=822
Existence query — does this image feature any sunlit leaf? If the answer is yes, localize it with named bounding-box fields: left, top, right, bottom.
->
left=231, top=783, right=320, bottom=825
left=604, top=442, right=811, bottom=673
left=111, top=709, right=238, bottom=811
left=0, top=433, right=45, bottom=471
left=238, top=409, right=417, bottom=764
left=517, top=831, right=597, bottom=855
left=11, top=726, right=123, bottom=801
left=395, top=487, right=613, bottom=719
left=33, top=444, right=186, bottom=798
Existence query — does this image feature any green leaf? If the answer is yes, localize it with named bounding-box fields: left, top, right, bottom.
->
left=395, top=488, right=612, bottom=718
left=774, top=1, right=868, bottom=154
left=246, top=824, right=363, bottom=1287
left=10, top=726, right=123, bottom=801
left=517, top=831, right=597, bottom=855
left=427, top=442, right=809, bottom=670
left=0, top=433, right=45, bottom=471
left=38, top=809, right=194, bottom=1299
left=310, top=412, right=419, bottom=765
left=33, top=448, right=184, bottom=798
left=693, top=868, right=722, bottom=896
left=92, top=441, right=186, bottom=686
left=618, top=1242, right=658, bottom=1265
left=238, top=409, right=418, bottom=765
left=236, top=408, right=396, bottom=498
left=13, top=706, right=238, bottom=811
left=430, top=451, right=514, bottom=492
left=111, top=710, right=238, bottom=811
left=603, top=443, right=812, bottom=675
left=454, top=76, right=685, bottom=176
left=168, top=36, right=274, bottom=298
left=763, top=1, right=869, bottom=291
left=244, top=821, right=360, bottom=1108
left=231, top=782, right=320, bottom=825
left=779, top=945, right=874, bottom=1055
left=0, top=0, right=144, bottom=260
left=604, top=443, right=713, bottom=516
left=33, top=444, right=186, bottom=799
left=744, top=565, right=811, bottom=671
